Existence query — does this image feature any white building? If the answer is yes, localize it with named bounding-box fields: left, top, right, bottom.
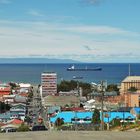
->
left=41, top=72, right=57, bottom=97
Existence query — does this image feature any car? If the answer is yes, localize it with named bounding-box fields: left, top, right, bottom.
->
left=32, top=125, right=48, bottom=131
left=1, top=128, right=17, bottom=133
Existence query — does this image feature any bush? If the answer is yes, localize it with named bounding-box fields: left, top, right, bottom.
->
left=17, top=123, right=30, bottom=132
left=111, top=119, right=121, bottom=128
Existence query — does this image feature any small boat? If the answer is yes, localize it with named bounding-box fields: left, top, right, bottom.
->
left=67, top=65, right=102, bottom=71
left=73, top=76, right=83, bottom=79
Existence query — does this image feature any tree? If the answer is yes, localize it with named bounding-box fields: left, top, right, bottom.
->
left=106, top=84, right=120, bottom=95
left=0, top=102, right=11, bottom=113
left=111, top=118, right=121, bottom=128
left=128, top=87, right=137, bottom=92
left=92, top=109, right=100, bottom=124
left=55, top=118, right=64, bottom=127
left=107, top=84, right=119, bottom=92
left=57, top=80, right=92, bottom=97
left=24, top=116, right=32, bottom=124
left=17, top=123, right=30, bottom=132
left=28, top=92, right=33, bottom=99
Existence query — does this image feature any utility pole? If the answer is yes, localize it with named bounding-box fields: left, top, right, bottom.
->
left=100, top=80, right=106, bottom=131
left=128, top=64, right=131, bottom=76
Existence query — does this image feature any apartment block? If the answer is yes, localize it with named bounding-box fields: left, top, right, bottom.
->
left=41, top=72, right=57, bottom=97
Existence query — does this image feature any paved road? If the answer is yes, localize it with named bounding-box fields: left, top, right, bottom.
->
left=0, top=131, right=140, bottom=140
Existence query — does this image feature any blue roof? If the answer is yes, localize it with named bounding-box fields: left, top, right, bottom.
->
left=50, top=111, right=135, bottom=123
left=103, top=112, right=135, bottom=123
left=134, top=108, right=140, bottom=114
left=50, top=111, right=92, bottom=123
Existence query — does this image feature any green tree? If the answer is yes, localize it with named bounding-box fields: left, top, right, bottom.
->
left=57, top=80, right=77, bottom=92
left=111, top=118, right=121, bottom=128
left=24, top=116, right=32, bottom=124
left=107, top=84, right=119, bottom=92
left=55, top=118, right=64, bottom=127
left=92, top=109, right=100, bottom=124
left=9, top=82, right=18, bottom=89
left=28, top=92, right=33, bottom=99
left=0, top=102, right=11, bottom=113
left=128, top=87, right=137, bottom=92
left=57, top=80, right=92, bottom=97
left=17, top=123, right=30, bottom=132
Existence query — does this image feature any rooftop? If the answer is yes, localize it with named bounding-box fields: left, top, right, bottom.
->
left=43, top=95, right=80, bottom=107
left=50, top=111, right=135, bottom=123
left=122, top=76, right=140, bottom=82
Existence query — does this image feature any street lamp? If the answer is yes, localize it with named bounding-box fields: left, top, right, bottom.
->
left=97, top=80, right=107, bottom=131
left=107, top=108, right=111, bottom=130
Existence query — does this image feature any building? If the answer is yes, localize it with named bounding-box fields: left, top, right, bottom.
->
left=3, top=95, right=16, bottom=104
left=124, top=93, right=140, bottom=107
left=120, top=76, right=140, bottom=95
left=0, top=84, right=11, bottom=97
left=43, top=95, right=80, bottom=107
left=41, top=72, right=57, bottom=97
left=10, top=103, right=26, bottom=121
left=50, top=111, right=135, bottom=124
left=130, top=107, right=140, bottom=120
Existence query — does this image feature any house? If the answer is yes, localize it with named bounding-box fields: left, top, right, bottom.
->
left=0, top=112, right=11, bottom=123
left=130, top=107, right=140, bottom=120
left=0, top=84, right=11, bottom=97
left=19, top=83, right=31, bottom=88
left=14, top=95, right=27, bottom=104
left=3, top=95, right=16, bottom=104
left=8, top=118, right=23, bottom=125
left=10, top=103, right=26, bottom=121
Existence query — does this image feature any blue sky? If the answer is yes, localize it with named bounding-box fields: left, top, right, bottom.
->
left=0, top=0, right=140, bottom=62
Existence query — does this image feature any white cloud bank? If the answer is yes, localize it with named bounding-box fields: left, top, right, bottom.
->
left=0, top=20, right=140, bottom=62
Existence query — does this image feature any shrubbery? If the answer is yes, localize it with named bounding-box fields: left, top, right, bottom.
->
left=17, top=123, right=30, bottom=132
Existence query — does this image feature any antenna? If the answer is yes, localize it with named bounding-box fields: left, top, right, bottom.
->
left=128, top=64, right=131, bottom=76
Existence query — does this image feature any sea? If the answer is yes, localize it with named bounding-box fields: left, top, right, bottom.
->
left=0, top=63, right=140, bottom=85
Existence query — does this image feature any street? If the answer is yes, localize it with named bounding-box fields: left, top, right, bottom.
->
left=0, top=131, right=140, bottom=140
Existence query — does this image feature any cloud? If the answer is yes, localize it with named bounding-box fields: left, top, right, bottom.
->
left=0, top=20, right=140, bottom=62
left=83, top=45, right=92, bottom=51
left=83, top=0, right=101, bottom=4
left=28, top=9, right=44, bottom=17
left=61, top=25, right=139, bottom=36
left=0, top=0, right=11, bottom=4
left=81, top=0, right=103, bottom=6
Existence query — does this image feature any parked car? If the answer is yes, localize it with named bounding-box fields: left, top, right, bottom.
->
left=1, top=127, right=17, bottom=133
left=32, top=125, right=48, bottom=131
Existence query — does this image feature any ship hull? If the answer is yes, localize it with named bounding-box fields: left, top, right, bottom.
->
left=67, top=68, right=102, bottom=71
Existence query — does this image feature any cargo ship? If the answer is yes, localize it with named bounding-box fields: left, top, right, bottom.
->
left=67, top=65, right=102, bottom=71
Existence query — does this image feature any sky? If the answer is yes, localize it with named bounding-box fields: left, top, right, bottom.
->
left=0, top=0, right=140, bottom=63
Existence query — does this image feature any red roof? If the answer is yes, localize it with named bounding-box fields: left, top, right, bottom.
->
left=0, top=122, right=5, bottom=126
left=71, top=107, right=85, bottom=112
left=62, top=107, right=85, bottom=112
left=10, top=119, right=23, bottom=125
left=0, top=87, right=11, bottom=92
left=19, top=93, right=28, bottom=97
left=0, top=92, right=11, bottom=97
